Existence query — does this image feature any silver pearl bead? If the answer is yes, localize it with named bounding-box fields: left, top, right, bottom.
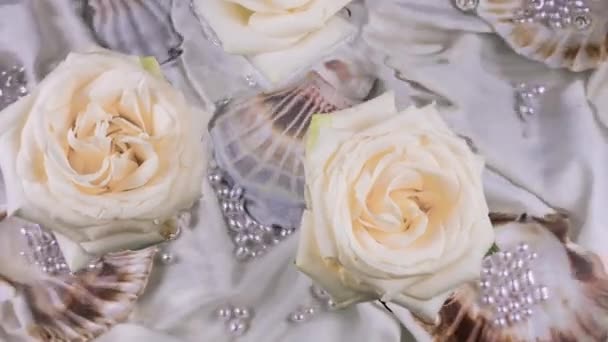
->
left=235, top=247, right=250, bottom=261
left=539, top=286, right=549, bottom=300
left=226, top=318, right=248, bottom=336
left=248, top=233, right=263, bottom=244
left=288, top=312, right=308, bottom=323
left=233, top=234, right=249, bottom=246
left=230, top=187, right=244, bottom=199
left=244, top=75, right=257, bottom=87
left=311, top=285, right=330, bottom=300
left=217, top=187, right=231, bottom=199
left=233, top=307, right=252, bottom=319
left=160, top=252, right=176, bottom=265
left=228, top=218, right=244, bottom=231
left=208, top=173, right=223, bottom=185
left=215, top=305, right=233, bottom=321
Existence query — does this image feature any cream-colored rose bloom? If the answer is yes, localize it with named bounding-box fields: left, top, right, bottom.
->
left=296, top=92, right=494, bottom=322
left=194, top=0, right=355, bottom=83
left=0, top=51, right=209, bottom=270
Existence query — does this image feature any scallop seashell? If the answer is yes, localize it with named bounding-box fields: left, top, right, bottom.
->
left=476, top=0, right=608, bottom=71
left=81, top=0, right=183, bottom=64
left=209, top=59, right=375, bottom=228
left=0, top=215, right=156, bottom=342
left=430, top=213, right=608, bottom=341
left=26, top=248, right=156, bottom=342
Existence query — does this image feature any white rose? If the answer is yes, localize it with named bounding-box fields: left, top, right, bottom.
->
left=296, top=92, right=494, bottom=322
left=0, top=51, right=209, bottom=270
left=195, top=0, right=355, bottom=83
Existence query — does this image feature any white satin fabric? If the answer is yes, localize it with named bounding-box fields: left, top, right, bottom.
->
left=1, top=0, right=607, bottom=341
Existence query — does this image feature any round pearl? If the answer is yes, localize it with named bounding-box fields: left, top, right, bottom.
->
left=304, top=307, right=316, bottom=315
left=233, top=234, right=249, bottom=246
left=228, top=218, right=244, bottom=231
left=217, top=187, right=231, bottom=199
left=288, top=312, right=308, bottom=323
left=208, top=173, right=222, bottom=185
left=235, top=247, right=250, bottom=261
left=229, top=187, right=244, bottom=199
left=216, top=306, right=233, bottom=321
left=311, top=285, right=330, bottom=300
left=245, top=75, right=257, bottom=87
left=160, top=252, right=176, bottom=265
left=227, top=318, right=248, bottom=336
left=233, top=307, right=252, bottom=319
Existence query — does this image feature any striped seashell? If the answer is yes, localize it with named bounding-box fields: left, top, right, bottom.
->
left=26, top=248, right=156, bottom=342
left=0, top=214, right=156, bottom=342
left=428, top=213, right=608, bottom=341
left=209, top=59, right=375, bottom=229
left=476, top=0, right=608, bottom=71
left=81, top=0, right=183, bottom=64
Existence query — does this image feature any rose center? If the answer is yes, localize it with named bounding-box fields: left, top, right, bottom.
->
left=64, top=98, right=157, bottom=194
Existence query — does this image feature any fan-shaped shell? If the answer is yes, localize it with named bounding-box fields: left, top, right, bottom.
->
left=477, top=0, right=608, bottom=71
left=81, top=0, right=183, bottom=64
left=26, top=248, right=156, bottom=342
left=0, top=215, right=156, bottom=342
left=209, top=59, right=375, bottom=228
left=431, top=213, right=608, bottom=341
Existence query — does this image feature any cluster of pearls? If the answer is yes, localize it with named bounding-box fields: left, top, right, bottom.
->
left=19, top=224, right=70, bottom=276
left=208, top=167, right=296, bottom=262
left=288, top=285, right=336, bottom=323
left=215, top=304, right=254, bottom=337
left=0, top=65, right=27, bottom=110
left=453, top=0, right=479, bottom=12
left=156, top=211, right=189, bottom=266
left=514, top=82, right=546, bottom=120
left=479, top=243, right=549, bottom=327
left=513, top=0, right=593, bottom=30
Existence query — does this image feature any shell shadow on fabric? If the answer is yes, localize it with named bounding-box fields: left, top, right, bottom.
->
left=431, top=213, right=608, bottom=341
left=209, top=59, right=376, bottom=229
left=79, top=0, right=184, bottom=64
left=477, top=0, right=608, bottom=71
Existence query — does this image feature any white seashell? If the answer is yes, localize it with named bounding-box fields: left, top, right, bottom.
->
left=477, top=0, right=608, bottom=71
left=427, top=213, right=608, bottom=341
left=81, top=0, right=183, bottom=64
left=209, top=59, right=375, bottom=228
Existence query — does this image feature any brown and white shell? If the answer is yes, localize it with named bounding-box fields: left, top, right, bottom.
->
left=209, top=59, right=375, bottom=229
left=428, top=213, right=608, bottom=341
left=0, top=215, right=156, bottom=342
left=26, top=248, right=156, bottom=342
left=477, top=0, right=608, bottom=71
